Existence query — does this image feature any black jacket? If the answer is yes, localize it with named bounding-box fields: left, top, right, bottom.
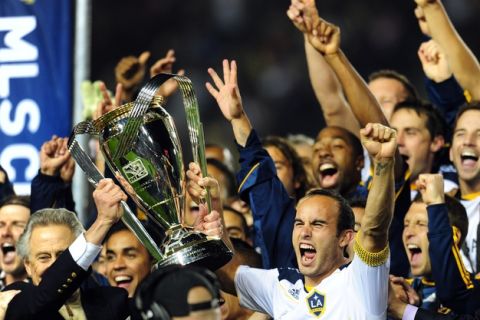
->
left=4, top=250, right=130, bottom=320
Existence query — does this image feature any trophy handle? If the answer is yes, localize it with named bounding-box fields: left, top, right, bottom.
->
left=114, top=73, right=213, bottom=212
left=67, top=122, right=164, bottom=262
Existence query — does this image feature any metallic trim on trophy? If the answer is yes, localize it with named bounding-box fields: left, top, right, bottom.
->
left=69, top=74, right=232, bottom=270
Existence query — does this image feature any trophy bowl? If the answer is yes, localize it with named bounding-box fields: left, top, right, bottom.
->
left=94, top=97, right=232, bottom=270
left=69, top=74, right=232, bottom=271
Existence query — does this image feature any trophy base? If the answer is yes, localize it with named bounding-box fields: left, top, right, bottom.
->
left=155, top=226, right=233, bottom=270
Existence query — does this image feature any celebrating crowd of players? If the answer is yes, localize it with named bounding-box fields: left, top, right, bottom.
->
left=1, top=0, right=480, bottom=318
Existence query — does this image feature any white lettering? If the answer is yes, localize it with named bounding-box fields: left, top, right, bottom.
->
left=0, top=144, right=39, bottom=181
left=0, top=63, right=38, bottom=98
left=0, top=16, right=38, bottom=63
left=0, top=99, right=41, bottom=135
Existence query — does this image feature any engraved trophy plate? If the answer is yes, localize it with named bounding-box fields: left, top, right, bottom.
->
left=69, top=74, right=232, bottom=270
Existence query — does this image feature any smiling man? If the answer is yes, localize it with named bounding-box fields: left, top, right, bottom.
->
left=389, top=100, right=447, bottom=197
left=449, top=104, right=480, bottom=273
left=312, top=126, right=366, bottom=198
left=0, top=196, right=30, bottom=289
left=3, top=178, right=130, bottom=320
left=402, top=186, right=468, bottom=312
left=217, top=122, right=396, bottom=319
left=105, top=224, right=153, bottom=297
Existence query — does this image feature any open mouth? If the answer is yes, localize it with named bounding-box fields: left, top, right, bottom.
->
left=318, top=163, right=339, bottom=188
left=1, top=243, right=16, bottom=264
left=114, top=275, right=133, bottom=288
left=407, top=244, right=422, bottom=265
left=300, top=243, right=316, bottom=265
left=460, top=151, right=479, bottom=167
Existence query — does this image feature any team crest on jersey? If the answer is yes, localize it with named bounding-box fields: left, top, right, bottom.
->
left=306, top=290, right=326, bottom=317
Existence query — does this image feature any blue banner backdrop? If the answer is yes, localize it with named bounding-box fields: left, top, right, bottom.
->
left=0, top=0, right=72, bottom=194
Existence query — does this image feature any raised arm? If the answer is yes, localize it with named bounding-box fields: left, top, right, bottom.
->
left=359, top=123, right=396, bottom=252
left=308, top=18, right=388, bottom=127
left=149, top=49, right=184, bottom=99
left=415, top=0, right=480, bottom=99
left=286, top=0, right=360, bottom=136
left=30, top=136, right=76, bottom=213
left=206, top=59, right=252, bottom=147
left=307, top=17, right=404, bottom=178
left=418, top=39, right=466, bottom=131
left=114, top=51, right=150, bottom=102
left=417, top=174, right=478, bottom=314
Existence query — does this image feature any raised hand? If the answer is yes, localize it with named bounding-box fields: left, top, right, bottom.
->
left=360, top=123, right=397, bottom=161
left=54, top=137, right=75, bottom=183
left=416, top=173, right=445, bottom=205
left=115, top=51, right=150, bottom=92
left=40, top=136, right=72, bottom=177
left=93, top=82, right=123, bottom=120
left=92, top=178, right=127, bottom=225
left=418, top=40, right=452, bottom=82
left=150, top=49, right=185, bottom=98
left=86, top=178, right=127, bottom=246
left=414, top=5, right=430, bottom=36
left=206, top=59, right=244, bottom=122
left=287, top=0, right=319, bottom=34
left=309, top=18, right=341, bottom=55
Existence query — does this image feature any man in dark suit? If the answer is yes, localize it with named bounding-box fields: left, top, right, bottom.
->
left=3, top=178, right=129, bottom=320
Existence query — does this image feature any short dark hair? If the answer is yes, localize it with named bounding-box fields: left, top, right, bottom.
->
left=368, top=69, right=419, bottom=101
left=413, top=193, right=468, bottom=246
left=230, top=237, right=262, bottom=268
left=0, top=195, right=30, bottom=209
left=453, top=101, right=480, bottom=131
left=317, top=126, right=364, bottom=160
left=393, top=100, right=446, bottom=140
left=347, top=196, right=367, bottom=209
left=223, top=205, right=249, bottom=238
left=262, top=135, right=311, bottom=199
left=299, top=188, right=355, bottom=236
left=104, top=221, right=161, bottom=260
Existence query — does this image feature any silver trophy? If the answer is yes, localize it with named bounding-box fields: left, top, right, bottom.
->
left=68, top=74, right=232, bottom=270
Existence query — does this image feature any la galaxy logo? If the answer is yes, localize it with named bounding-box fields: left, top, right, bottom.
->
left=306, top=290, right=326, bottom=317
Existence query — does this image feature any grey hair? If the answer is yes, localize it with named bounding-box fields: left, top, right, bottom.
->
left=17, top=208, right=85, bottom=260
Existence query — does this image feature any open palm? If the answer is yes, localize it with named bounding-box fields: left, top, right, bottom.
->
left=205, top=59, right=244, bottom=121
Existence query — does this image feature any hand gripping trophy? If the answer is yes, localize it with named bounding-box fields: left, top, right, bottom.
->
left=68, top=74, right=232, bottom=269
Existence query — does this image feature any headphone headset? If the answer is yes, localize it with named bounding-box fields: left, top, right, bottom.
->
left=135, top=265, right=220, bottom=320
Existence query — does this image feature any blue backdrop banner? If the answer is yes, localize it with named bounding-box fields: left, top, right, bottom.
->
left=0, top=0, right=72, bottom=194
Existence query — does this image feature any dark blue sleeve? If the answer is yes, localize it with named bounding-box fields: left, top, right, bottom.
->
left=427, top=204, right=480, bottom=314
left=0, top=165, right=15, bottom=202
left=236, top=130, right=296, bottom=269
left=415, top=307, right=480, bottom=320
left=30, top=170, right=75, bottom=213
left=389, top=168, right=411, bottom=278
left=425, top=76, right=466, bottom=140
